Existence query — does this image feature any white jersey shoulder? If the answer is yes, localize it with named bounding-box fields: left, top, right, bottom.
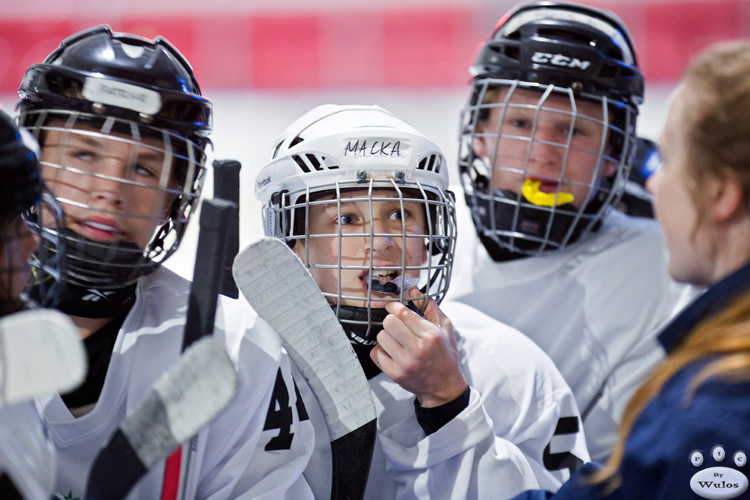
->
left=450, top=206, right=699, bottom=460
left=298, top=300, right=588, bottom=499
left=0, top=402, right=57, bottom=499
left=40, top=266, right=314, bottom=500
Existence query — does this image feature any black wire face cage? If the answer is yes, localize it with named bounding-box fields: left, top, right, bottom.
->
left=265, top=178, right=456, bottom=337
left=21, top=189, right=67, bottom=310
left=458, top=79, right=637, bottom=256
left=21, top=109, right=206, bottom=290
left=0, top=187, right=66, bottom=314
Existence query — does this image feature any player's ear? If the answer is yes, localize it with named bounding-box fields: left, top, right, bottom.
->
left=707, top=169, right=745, bottom=224
left=602, top=159, right=618, bottom=178
left=291, top=238, right=307, bottom=264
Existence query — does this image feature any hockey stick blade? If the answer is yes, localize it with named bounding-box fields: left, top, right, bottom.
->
left=0, top=309, right=85, bottom=407
left=85, top=338, right=237, bottom=500
left=233, top=238, right=377, bottom=500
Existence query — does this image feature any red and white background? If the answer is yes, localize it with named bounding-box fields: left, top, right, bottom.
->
left=2, top=0, right=747, bottom=276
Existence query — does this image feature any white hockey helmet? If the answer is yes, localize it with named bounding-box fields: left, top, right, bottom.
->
left=256, top=104, right=456, bottom=344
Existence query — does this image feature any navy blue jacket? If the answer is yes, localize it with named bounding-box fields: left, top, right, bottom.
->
left=511, top=262, right=750, bottom=500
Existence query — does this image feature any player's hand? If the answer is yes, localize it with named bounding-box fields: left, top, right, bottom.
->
left=370, top=288, right=468, bottom=408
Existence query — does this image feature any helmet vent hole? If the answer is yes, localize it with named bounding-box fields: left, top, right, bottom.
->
left=306, top=153, right=323, bottom=171
left=599, top=63, right=617, bottom=79
left=504, top=45, right=520, bottom=62
left=271, top=141, right=284, bottom=159
left=291, top=154, right=310, bottom=173
left=289, top=136, right=304, bottom=148
left=504, top=29, right=522, bottom=41
left=538, top=28, right=593, bottom=46
left=427, top=155, right=436, bottom=172
left=605, top=48, right=624, bottom=60
left=417, top=154, right=442, bottom=173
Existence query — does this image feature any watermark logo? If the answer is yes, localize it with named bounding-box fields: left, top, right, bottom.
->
left=690, top=447, right=747, bottom=499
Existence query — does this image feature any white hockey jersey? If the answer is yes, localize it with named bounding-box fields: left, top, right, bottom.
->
left=448, top=206, right=698, bottom=461
left=298, top=301, right=589, bottom=500
left=0, top=402, right=57, bottom=500
left=36, top=267, right=315, bottom=500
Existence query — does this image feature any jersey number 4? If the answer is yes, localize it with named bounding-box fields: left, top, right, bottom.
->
left=263, top=368, right=310, bottom=451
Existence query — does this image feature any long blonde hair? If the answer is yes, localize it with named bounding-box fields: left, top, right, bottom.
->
left=591, top=39, right=750, bottom=487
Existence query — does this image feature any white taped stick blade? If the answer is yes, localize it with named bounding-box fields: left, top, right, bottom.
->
left=233, top=238, right=376, bottom=441
left=120, top=338, right=237, bottom=468
left=0, top=309, right=86, bottom=406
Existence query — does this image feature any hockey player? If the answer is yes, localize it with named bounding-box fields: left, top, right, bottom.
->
left=256, top=104, right=589, bottom=499
left=449, top=1, right=698, bottom=460
left=18, top=26, right=314, bottom=499
left=0, top=110, right=47, bottom=316
left=511, top=38, right=750, bottom=500
left=0, top=108, right=65, bottom=499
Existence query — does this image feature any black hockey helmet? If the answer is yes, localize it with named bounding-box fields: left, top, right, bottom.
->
left=0, top=110, right=42, bottom=221
left=0, top=109, right=65, bottom=313
left=18, top=24, right=212, bottom=149
left=16, top=25, right=212, bottom=307
left=471, top=1, right=643, bottom=109
left=459, top=1, right=645, bottom=259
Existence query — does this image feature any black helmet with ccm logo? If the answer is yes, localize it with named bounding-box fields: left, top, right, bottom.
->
left=458, top=2, right=645, bottom=259
left=471, top=1, right=644, bottom=108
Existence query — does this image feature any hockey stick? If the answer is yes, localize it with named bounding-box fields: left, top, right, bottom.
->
left=182, top=198, right=237, bottom=352
left=163, top=197, right=238, bottom=500
left=85, top=338, right=237, bottom=500
left=212, top=159, right=242, bottom=299
left=233, top=237, right=377, bottom=500
left=0, top=308, right=85, bottom=407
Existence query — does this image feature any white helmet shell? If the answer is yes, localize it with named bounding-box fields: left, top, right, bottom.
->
left=256, top=104, right=456, bottom=345
left=256, top=104, right=448, bottom=207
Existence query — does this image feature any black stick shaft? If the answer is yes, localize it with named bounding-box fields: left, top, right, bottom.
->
left=212, top=159, right=241, bottom=299
left=330, top=421, right=377, bottom=500
left=86, top=429, right=148, bottom=500
left=182, top=198, right=237, bottom=352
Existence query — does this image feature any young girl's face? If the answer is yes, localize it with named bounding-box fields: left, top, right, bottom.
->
left=41, top=123, right=178, bottom=249
left=648, top=85, right=708, bottom=286
left=293, top=189, right=429, bottom=308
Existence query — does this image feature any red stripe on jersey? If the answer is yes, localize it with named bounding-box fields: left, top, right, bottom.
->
left=161, top=448, right=182, bottom=500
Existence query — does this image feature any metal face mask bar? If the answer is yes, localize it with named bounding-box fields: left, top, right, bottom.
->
left=23, top=109, right=205, bottom=290
left=270, top=177, right=456, bottom=341
left=459, top=79, right=635, bottom=257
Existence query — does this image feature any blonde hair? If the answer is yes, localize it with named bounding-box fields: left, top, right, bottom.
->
left=591, top=39, right=750, bottom=488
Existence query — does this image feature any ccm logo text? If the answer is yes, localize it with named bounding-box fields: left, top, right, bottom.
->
left=532, top=52, right=591, bottom=70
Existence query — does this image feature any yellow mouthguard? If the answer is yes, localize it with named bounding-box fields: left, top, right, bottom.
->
left=521, top=179, right=575, bottom=207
